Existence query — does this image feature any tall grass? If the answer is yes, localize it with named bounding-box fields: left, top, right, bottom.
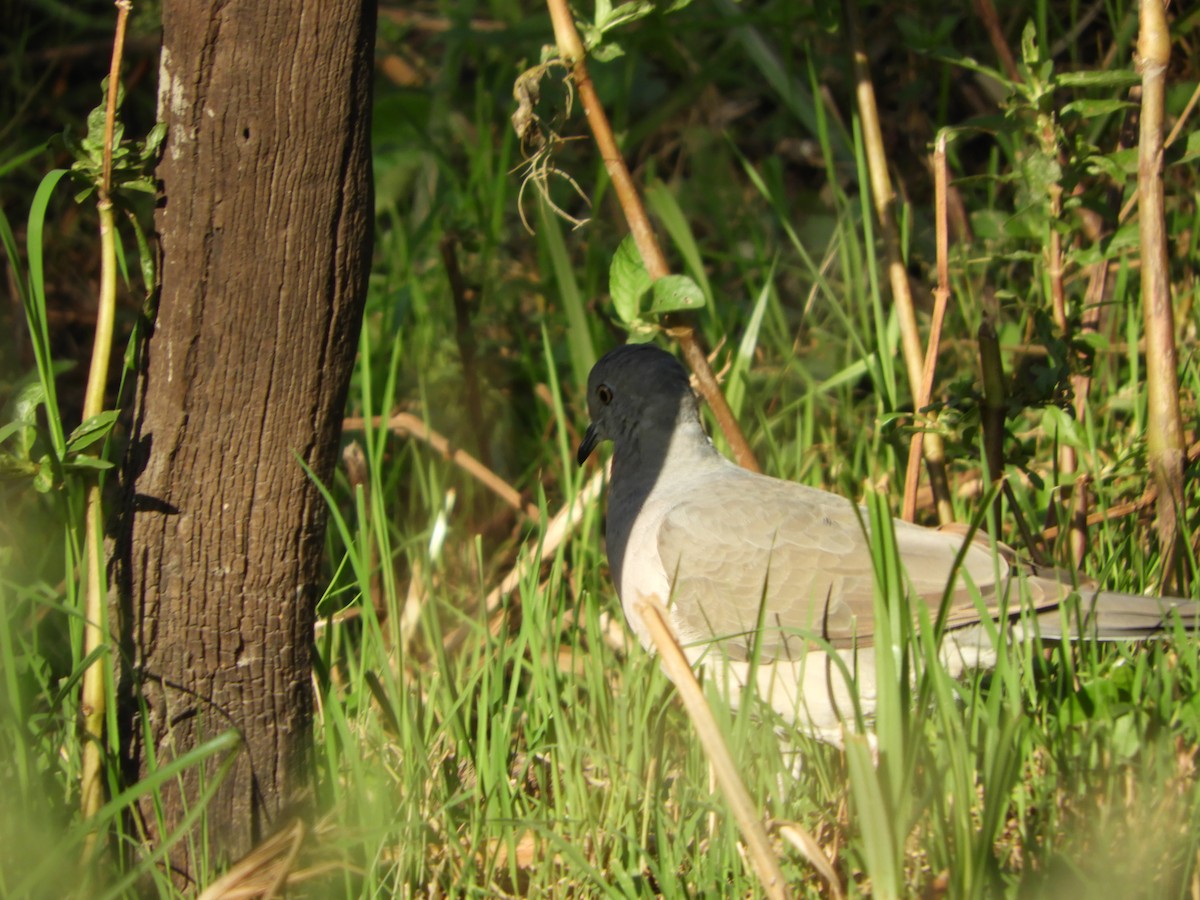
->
left=3, top=0, right=1199, bottom=895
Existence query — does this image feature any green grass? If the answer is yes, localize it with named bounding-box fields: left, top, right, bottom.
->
left=3, top=0, right=1200, bottom=895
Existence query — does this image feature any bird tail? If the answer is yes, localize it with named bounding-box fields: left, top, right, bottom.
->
left=1032, top=587, right=1200, bottom=641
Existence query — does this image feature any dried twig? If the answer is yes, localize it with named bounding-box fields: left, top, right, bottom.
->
left=1042, top=440, right=1200, bottom=541
left=846, top=0, right=953, bottom=524
left=903, top=133, right=952, bottom=522
left=195, top=818, right=351, bottom=900
left=779, top=824, right=844, bottom=900
left=636, top=596, right=793, bottom=900
left=1056, top=261, right=1108, bottom=567
left=343, top=413, right=538, bottom=520
left=1118, top=80, right=1200, bottom=224
left=541, top=0, right=760, bottom=472
left=972, top=0, right=1019, bottom=81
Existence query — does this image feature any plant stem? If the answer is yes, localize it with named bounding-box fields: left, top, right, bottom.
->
left=80, top=0, right=131, bottom=837
left=636, top=596, right=791, bottom=900
left=903, top=133, right=951, bottom=522
left=1137, top=0, right=1187, bottom=589
left=543, top=0, right=759, bottom=472
left=846, top=0, right=953, bottom=524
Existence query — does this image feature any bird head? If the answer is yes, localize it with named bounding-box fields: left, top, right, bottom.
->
left=576, top=343, right=697, bottom=466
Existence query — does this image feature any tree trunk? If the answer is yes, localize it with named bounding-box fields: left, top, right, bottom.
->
left=117, top=0, right=375, bottom=878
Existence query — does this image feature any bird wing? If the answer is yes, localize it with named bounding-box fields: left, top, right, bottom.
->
left=656, top=473, right=1015, bottom=655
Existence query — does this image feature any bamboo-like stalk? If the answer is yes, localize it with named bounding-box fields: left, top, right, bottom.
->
left=902, top=134, right=951, bottom=522
left=1118, top=80, right=1200, bottom=224
left=543, top=0, right=760, bottom=472
left=80, top=0, right=132, bottom=838
left=846, top=0, right=953, bottom=524
left=1136, top=0, right=1187, bottom=589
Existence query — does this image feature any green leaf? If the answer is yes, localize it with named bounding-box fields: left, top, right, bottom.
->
left=1074, top=331, right=1110, bottom=351
left=13, top=380, right=46, bottom=423
left=1056, top=70, right=1139, bottom=89
left=969, top=209, right=1007, bottom=240
left=1019, top=21, right=1039, bottom=67
left=0, top=382, right=43, bottom=460
left=595, top=1, right=657, bottom=34
left=1084, top=153, right=1131, bottom=182
left=1169, top=129, right=1200, bottom=167
left=0, top=421, right=28, bottom=446
left=1072, top=220, right=1139, bottom=266
left=140, top=122, right=167, bottom=161
left=66, top=409, right=120, bottom=454
left=62, top=456, right=116, bottom=473
left=1062, top=98, right=1134, bottom=119
left=0, top=452, right=38, bottom=480
left=645, top=180, right=714, bottom=305
left=33, top=455, right=55, bottom=492
left=1001, top=209, right=1043, bottom=240
left=608, top=235, right=652, bottom=324
left=647, top=274, right=706, bottom=314
left=590, top=42, right=626, bottom=63
left=1040, top=406, right=1082, bottom=450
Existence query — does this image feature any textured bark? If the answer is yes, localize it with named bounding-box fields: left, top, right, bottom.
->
left=117, top=0, right=375, bottom=876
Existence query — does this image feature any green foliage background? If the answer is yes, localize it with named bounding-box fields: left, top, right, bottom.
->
left=2, top=0, right=1199, bottom=896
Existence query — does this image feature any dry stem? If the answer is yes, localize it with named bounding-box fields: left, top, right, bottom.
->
left=80, top=0, right=132, bottom=839
left=903, top=134, right=952, bottom=522
left=847, top=0, right=953, bottom=524
left=343, top=413, right=538, bottom=520
left=1136, top=0, right=1188, bottom=589
left=542, top=0, right=759, bottom=472
left=636, top=596, right=792, bottom=900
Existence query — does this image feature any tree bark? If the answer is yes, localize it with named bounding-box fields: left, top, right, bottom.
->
left=117, top=0, right=375, bottom=878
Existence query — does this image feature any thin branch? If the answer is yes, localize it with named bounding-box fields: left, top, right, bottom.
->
left=1118, top=79, right=1200, bottom=224
left=1041, top=440, right=1200, bottom=540
left=636, top=596, right=792, bottom=900
left=80, top=0, right=133, bottom=842
left=541, top=0, right=760, bottom=472
left=1057, top=260, right=1108, bottom=567
left=972, top=0, right=1019, bottom=81
left=343, top=413, right=539, bottom=521
left=847, top=0, right=953, bottom=523
left=903, top=134, right=951, bottom=522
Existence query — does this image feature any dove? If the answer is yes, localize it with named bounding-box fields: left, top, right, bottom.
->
left=576, top=342, right=1199, bottom=745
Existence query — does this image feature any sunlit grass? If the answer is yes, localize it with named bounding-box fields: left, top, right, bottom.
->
left=2, top=1, right=1199, bottom=896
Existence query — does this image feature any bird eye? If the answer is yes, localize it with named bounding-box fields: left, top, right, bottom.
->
left=597, top=384, right=613, bottom=405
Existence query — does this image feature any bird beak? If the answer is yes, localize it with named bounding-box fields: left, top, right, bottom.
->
left=576, top=423, right=599, bottom=466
